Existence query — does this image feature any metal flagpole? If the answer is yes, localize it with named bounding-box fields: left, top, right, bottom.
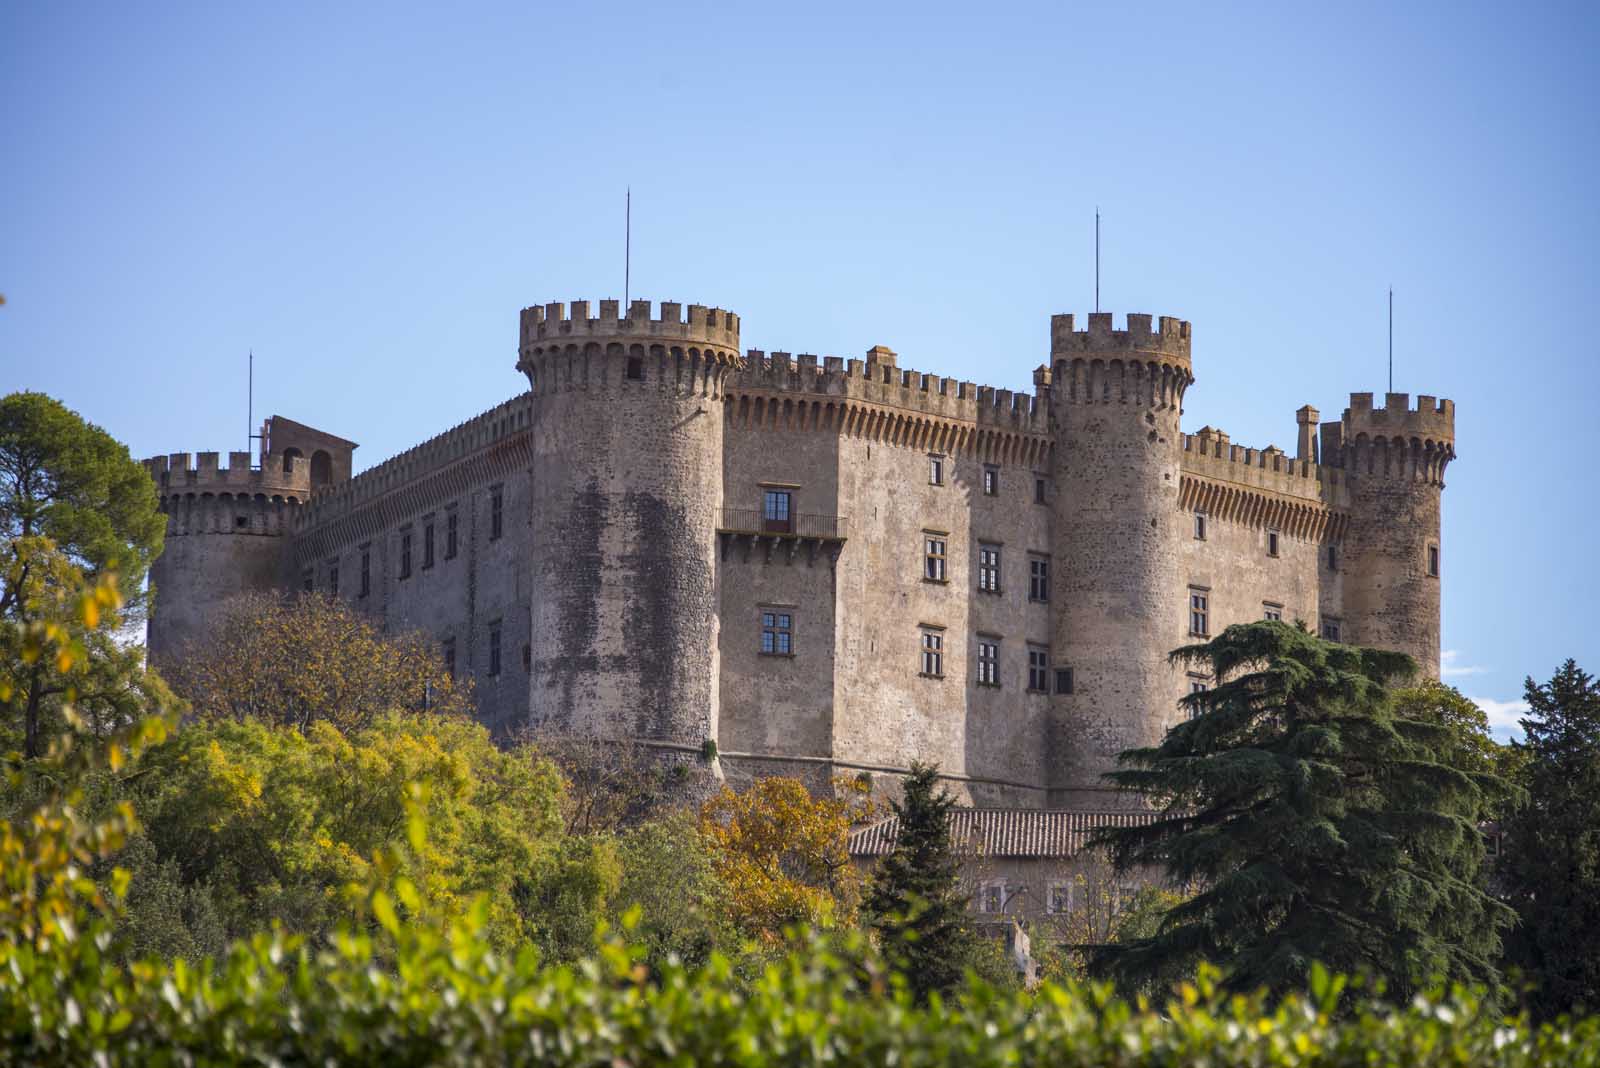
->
left=625, top=187, right=631, bottom=308
left=1095, top=208, right=1100, bottom=313
left=1388, top=288, right=1393, bottom=393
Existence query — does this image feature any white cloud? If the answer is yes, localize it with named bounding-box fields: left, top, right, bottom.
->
left=1468, top=696, right=1530, bottom=741
left=1440, top=650, right=1488, bottom=679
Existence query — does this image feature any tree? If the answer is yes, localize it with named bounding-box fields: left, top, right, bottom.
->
left=1392, top=679, right=1526, bottom=819
left=699, top=776, right=871, bottom=940
left=1498, top=660, right=1600, bottom=1018
left=0, top=392, right=164, bottom=617
left=864, top=762, right=977, bottom=1002
left=162, top=591, right=472, bottom=732
left=1091, top=621, right=1513, bottom=999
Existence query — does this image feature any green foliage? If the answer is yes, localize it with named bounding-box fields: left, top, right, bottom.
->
left=0, top=392, right=164, bottom=615
left=1092, top=621, right=1514, bottom=1000
left=865, top=762, right=979, bottom=1002
left=1392, top=678, right=1526, bottom=819
left=610, top=808, right=736, bottom=973
left=1499, top=660, right=1600, bottom=1019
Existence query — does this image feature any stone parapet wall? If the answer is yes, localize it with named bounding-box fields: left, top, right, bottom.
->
left=143, top=451, right=310, bottom=501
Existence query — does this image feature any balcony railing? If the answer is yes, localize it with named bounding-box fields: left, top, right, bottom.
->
left=718, top=508, right=847, bottom=540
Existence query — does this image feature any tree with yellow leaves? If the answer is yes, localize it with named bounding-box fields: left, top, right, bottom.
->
left=699, top=776, right=873, bottom=940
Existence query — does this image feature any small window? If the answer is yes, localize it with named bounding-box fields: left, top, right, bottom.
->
left=924, top=535, right=948, bottom=582
left=445, top=508, right=459, bottom=560
left=626, top=355, right=644, bottom=380
left=1188, top=588, right=1209, bottom=636
left=235, top=514, right=249, bottom=529
left=762, top=489, right=793, bottom=533
left=1034, top=477, right=1047, bottom=504
left=1263, top=602, right=1283, bottom=622
left=1327, top=543, right=1338, bottom=570
left=399, top=529, right=413, bottom=579
left=761, top=610, right=794, bottom=655
left=1046, top=882, right=1072, bottom=915
left=975, top=639, right=1000, bottom=686
left=982, top=466, right=999, bottom=496
left=522, top=643, right=531, bottom=672
left=1055, top=667, right=1074, bottom=695
left=1029, top=557, right=1049, bottom=602
left=977, top=544, right=1001, bottom=593
left=1321, top=618, right=1342, bottom=642
left=976, top=881, right=1006, bottom=914
left=359, top=545, right=371, bottom=597
left=442, top=637, right=456, bottom=679
left=328, top=563, right=339, bottom=597
left=929, top=455, right=944, bottom=486
left=1194, top=513, right=1207, bottom=541
left=920, top=628, right=944, bottom=677
left=423, top=520, right=435, bottom=569
left=301, top=568, right=313, bottom=593
left=1267, top=529, right=1280, bottom=557
left=1427, top=544, right=1440, bottom=577
left=490, top=486, right=504, bottom=541
left=1027, top=647, right=1049, bottom=692
left=488, top=621, right=502, bottom=676
left=1187, top=674, right=1210, bottom=720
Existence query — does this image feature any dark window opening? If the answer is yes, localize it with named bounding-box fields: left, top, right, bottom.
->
left=1428, top=545, right=1440, bottom=577
left=442, top=638, right=456, bottom=679
left=423, top=521, right=435, bottom=569
left=235, top=514, right=249, bottom=529
left=329, top=564, right=339, bottom=597
left=1034, top=478, right=1047, bottom=504
left=626, top=356, right=644, bottom=380
left=490, top=487, right=504, bottom=540
left=446, top=509, right=459, bottom=559
left=359, top=546, right=371, bottom=597
left=399, top=530, right=412, bottom=579
left=1267, top=529, right=1280, bottom=557
left=1028, top=648, right=1049, bottom=692
left=282, top=447, right=303, bottom=474
left=1054, top=667, right=1074, bottom=695
left=1328, top=544, right=1338, bottom=570
left=1029, top=557, right=1049, bottom=602
left=978, top=545, right=1001, bottom=593
left=488, top=622, right=502, bottom=676
left=982, top=467, right=999, bottom=496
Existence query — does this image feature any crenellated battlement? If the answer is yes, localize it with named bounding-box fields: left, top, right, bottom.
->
left=1180, top=426, right=1349, bottom=509
left=727, top=347, right=1050, bottom=441
left=143, top=451, right=310, bottom=501
left=1342, top=392, right=1455, bottom=443
left=1050, top=312, right=1192, bottom=361
left=292, top=393, right=534, bottom=535
left=518, top=299, right=740, bottom=354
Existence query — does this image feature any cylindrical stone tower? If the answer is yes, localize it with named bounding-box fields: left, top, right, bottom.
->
left=1047, top=312, right=1193, bottom=806
left=142, top=450, right=309, bottom=667
left=1336, top=392, right=1454, bottom=678
left=516, top=298, right=740, bottom=765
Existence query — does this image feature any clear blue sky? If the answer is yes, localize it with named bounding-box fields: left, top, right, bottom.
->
left=4, top=2, right=1595, bottom=738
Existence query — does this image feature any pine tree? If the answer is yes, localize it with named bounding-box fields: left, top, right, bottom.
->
left=1499, top=660, right=1600, bottom=1018
left=866, top=762, right=977, bottom=1001
left=1090, top=622, right=1513, bottom=999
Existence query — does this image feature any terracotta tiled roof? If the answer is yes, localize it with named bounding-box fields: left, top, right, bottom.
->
left=848, top=807, right=1164, bottom=859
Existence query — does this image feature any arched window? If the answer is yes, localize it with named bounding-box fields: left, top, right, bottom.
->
left=310, top=450, right=332, bottom=488
left=281, top=447, right=303, bottom=474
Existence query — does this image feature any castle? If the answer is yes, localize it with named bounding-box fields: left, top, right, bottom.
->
left=143, top=299, right=1454, bottom=806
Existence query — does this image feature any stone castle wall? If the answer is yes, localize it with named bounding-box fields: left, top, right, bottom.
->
left=143, top=299, right=1452, bottom=804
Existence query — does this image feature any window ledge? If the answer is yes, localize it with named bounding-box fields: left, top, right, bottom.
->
left=918, top=672, right=945, bottom=680
left=978, top=588, right=1002, bottom=596
left=922, top=577, right=949, bottom=585
left=759, top=652, right=797, bottom=659
left=975, top=682, right=1002, bottom=689
left=1188, top=630, right=1209, bottom=639
left=1027, top=596, right=1049, bottom=604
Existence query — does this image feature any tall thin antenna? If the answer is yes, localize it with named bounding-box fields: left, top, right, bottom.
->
left=1388, top=287, right=1394, bottom=393
left=247, top=349, right=253, bottom=455
left=1094, top=207, right=1101, bottom=312
left=624, top=187, right=631, bottom=308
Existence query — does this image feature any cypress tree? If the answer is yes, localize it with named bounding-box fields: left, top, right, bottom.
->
left=866, top=762, right=977, bottom=1001
left=1090, top=621, right=1512, bottom=999
left=1499, top=660, right=1600, bottom=1018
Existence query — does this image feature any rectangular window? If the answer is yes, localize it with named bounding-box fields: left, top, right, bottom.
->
left=760, top=610, right=794, bottom=655
left=1034, top=477, right=1047, bottom=504
left=924, top=535, right=948, bottom=582
left=976, top=639, right=999, bottom=686
left=626, top=355, right=644, bottom=380
left=488, top=621, right=502, bottom=676
left=929, top=455, right=944, bottom=486
left=1327, top=543, right=1338, bottom=570
left=1188, top=587, right=1209, bottom=636
left=1428, top=544, right=1440, bottom=577
left=522, top=643, right=531, bottom=672
left=423, top=519, right=435, bottom=569
left=1194, top=513, right=1207, bottom=541
left=977, top=881, right=1006, bottom=914
left=1263, top=602, right=1283, bottom=622
left=359, top=545, right=371, bottom=597
left=445, top=508, right=459, bottom=559
left=1046, top=882, right=1072, bottom=915
left=490, top=486, right=504, bottom=540
left=1029, top=556, right=1049, bottom=602
left=328, top=563, right=339, bottom=597
left=399, top=529, right=413, bottom=579
left=762, top=489, right=793, bottom=533
left=1321, top=618, right=1342, bottom=642
left=1267, top=529, right=1280, bottom=557
left=1055, top=667, right=1074, bottom=695
left=977, top=544, right=1001, bottom=593
left=982, top=466, right=999, bottom=496
left=301, top=568, right=313, bottom=593
left=1027, top=647, right=1049, bottom=692
left=920, top=628, right=944, bottom=677
left=1187, top=674, right=1210, bottom=719
left=442, top=637, right=456, bottom=679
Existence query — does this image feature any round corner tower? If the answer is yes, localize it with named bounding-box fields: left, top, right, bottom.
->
left=1337, top=392, right=1455, bottom=678
left=143, top=450, right=310, bottom=666
left=516, top=298, right=740, bottom=762
left=1047, top=312, right=1193, bottom=806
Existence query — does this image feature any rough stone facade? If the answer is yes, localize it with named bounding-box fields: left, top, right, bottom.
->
left=142, top=298, right=1454, bottom=805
